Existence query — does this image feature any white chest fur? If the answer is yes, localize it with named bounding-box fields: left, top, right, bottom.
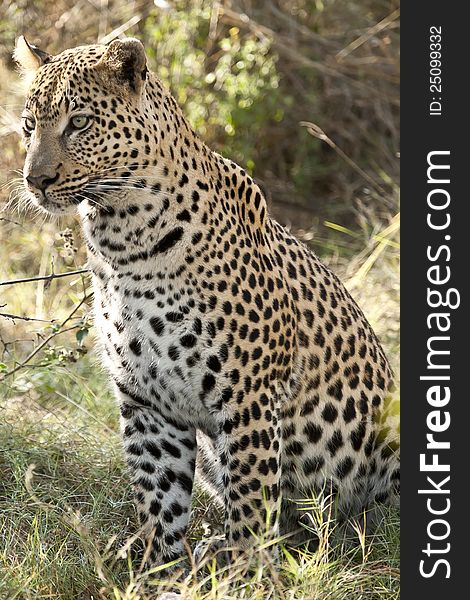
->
left=79, top=195, right=221, bottom=436
left=92, top=270, right=219, bottom=435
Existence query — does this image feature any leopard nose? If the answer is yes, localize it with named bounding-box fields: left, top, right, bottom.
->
left=26, top=172, right=60, bottom=192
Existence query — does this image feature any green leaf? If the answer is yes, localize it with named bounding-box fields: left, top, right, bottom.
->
left=76, top=328, right=89, bottom=346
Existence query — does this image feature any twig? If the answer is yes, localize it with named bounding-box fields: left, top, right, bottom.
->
left=60, top=293, right=92, bottom=328
left=99, top=14, right=142, bottom=44
left=0, top=325, right=81, bottom=381
left=0, top=217, right=25, bottom=228
left=206, top=0, right=221, bottom=54
left=0, top=312, right=56, bottom=323
left=0, top=293, right=92, bottom=381
left=300, top=121, right=388, bottom=197
left=0, top=269, right=89, bottom=287
left=336, top=8, right=400, bottom=62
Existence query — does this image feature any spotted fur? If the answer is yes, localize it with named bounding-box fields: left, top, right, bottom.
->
left=16, top=37, right=399, bottom=566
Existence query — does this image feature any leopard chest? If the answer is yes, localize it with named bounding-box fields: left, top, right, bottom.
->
left=92, top=272, right=219, bottom=434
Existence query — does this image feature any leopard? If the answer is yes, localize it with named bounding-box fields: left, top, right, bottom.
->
left=14, top=36, right=399, bottom=568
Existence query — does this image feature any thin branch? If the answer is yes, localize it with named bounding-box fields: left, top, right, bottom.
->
left=0, top=269, right=89, bottom=287
left=61, top=292, right=93, bottom=328
left=336, top=8, right=401, bottom=62
left=300, top=121, right=388, bottom=197
left=0, top=312, right=56, bottom=323
left=0, top=217, right=25, bottom=228
left=0, top=324, right=82, bottom=381
left=0, top=293, right=92, bottom=381
left=99, top=14, right=142, bottom=44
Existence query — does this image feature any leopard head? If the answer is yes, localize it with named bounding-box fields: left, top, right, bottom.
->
left=14, top=36, right=153, bottom=215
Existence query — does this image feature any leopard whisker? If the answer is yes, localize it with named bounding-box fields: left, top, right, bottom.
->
left=1, top=178, right=24, bottom=191
left=77, top=192, right=108, bottom=211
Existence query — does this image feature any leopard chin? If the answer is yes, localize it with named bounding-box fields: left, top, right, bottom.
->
left=28, top=194, right=80, bottom=215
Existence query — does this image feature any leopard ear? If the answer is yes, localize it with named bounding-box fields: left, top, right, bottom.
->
left=96, top=38, right=147, bottom=94
left=13, top=36, right=51, bottom=74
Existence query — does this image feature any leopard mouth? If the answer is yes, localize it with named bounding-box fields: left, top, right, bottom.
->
left=25, top=184, right=84, bottom=215
left=26, top=173, right=131, bottom=215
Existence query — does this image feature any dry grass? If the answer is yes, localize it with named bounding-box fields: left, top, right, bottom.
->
left=0, top=381, right=399, bottom=599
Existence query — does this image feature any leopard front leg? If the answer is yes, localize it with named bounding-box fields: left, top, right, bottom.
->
left=219, top=393, right=282, bottom=553
left=119, top=400, right=196, bottom=567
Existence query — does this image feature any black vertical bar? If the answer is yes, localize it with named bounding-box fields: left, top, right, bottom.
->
left=402, top=4, right=468, bottom=597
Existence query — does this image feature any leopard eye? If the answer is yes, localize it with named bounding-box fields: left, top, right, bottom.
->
left=70, top=115, right=90, bottom=130
left=22, top=116, right=36, bottom=134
